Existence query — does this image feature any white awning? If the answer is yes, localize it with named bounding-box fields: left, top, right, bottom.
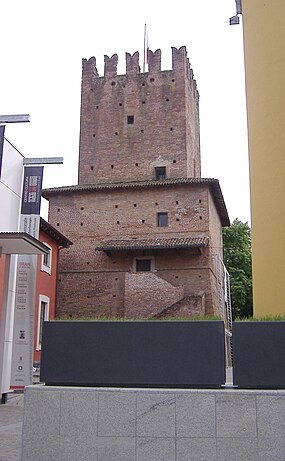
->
left=0, top=232, right=50, bottom=255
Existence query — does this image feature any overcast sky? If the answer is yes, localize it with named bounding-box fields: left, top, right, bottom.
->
left=1, top=0, right=250, bottom=224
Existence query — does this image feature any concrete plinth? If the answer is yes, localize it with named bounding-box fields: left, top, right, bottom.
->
left=22, top=385, right=285, bottom=460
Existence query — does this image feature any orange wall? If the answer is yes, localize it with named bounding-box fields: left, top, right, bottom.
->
left=0, top=234, right=60, bottom=364
left=33, top=231, right=59, bottom=362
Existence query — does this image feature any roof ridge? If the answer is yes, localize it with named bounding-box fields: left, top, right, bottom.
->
left=43, top=177, right=219, bottom=194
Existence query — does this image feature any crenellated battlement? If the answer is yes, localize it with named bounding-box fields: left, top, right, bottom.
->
left=82, top=47, right=197, bottom=85
left=82, top=57, right=99, bottom=78
left=148, top=49, right=161, bottom=73
left=126, top=51, right=140, bottom=76
left=104, top=54, right=118, bottom=78
left=79, top=45, right=201, bottom=185
left=172, top=46, right=187, bottom=71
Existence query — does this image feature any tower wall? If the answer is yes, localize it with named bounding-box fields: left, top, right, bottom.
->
left=44, top=46, right=228, bottom=321
left=78, top=47, right=201, bottom=185
left=48, top=184, right=221, bottom=318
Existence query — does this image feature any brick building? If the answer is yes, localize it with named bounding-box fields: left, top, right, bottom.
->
left=43, top=46, right=230, bottom=319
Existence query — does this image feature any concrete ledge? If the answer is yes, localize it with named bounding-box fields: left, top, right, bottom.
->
left=22, top=385, right=285, bottom=460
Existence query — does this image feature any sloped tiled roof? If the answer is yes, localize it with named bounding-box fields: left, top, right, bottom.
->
left=43, top=178, right=218, bottom=195
left=43, top=177, right=230, bottom=226
left=96, top=237, right=208, bottom=251
left=40, top=218, right=73, bottom=248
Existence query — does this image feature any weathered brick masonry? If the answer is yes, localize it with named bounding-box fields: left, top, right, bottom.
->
left=43, top=46, right=230, bottom=318
left=78, top=47, right=200, bottom=185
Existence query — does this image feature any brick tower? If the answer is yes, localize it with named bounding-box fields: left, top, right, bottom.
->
left=43, top=47, right=229, bottom=319
left=78, top=47, right=201, bottom=185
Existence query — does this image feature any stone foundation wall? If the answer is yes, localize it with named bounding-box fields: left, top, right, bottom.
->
left=22, top=385, right=285, bottom=461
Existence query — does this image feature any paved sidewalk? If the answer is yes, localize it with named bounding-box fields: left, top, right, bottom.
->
left=0, top=392, right=24, bottom=461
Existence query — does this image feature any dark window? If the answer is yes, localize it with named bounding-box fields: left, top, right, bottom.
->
left=155, top=166, right=166, bottom=180
left=157, top=212, right=168, bottom=227
left=43, top=251, right=50, bottom=267
left=136, top=259, right=151, bottom=272
left=38, top=301, right=48, bottom=349
left=127, top=115, right=134, bottom=124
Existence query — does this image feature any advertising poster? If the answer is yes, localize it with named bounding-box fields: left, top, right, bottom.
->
left=10, top=166, right=43, bottom=387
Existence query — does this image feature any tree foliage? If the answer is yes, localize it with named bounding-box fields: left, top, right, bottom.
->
left=223, top=219, right=253, bottom=319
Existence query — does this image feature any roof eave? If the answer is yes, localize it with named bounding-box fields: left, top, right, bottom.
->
left=42, top=177, right=230, bottom=227
left=40, top=218, right=73, bottom=247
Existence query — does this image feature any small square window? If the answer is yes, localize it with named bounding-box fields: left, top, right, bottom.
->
left=157, top=212, right=168, bottom=227
left=155, top=166, right=166, bottom=180
left=127, top=115, right=134, bottom=124
left=136, top=259, right=152, bottom=272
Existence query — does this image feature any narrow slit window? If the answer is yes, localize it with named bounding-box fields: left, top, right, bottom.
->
left=155, top=166, right=166, bottom=180
left=37, top=296, right=49, bottom=350
left=127, top=115, right=134, bottom=125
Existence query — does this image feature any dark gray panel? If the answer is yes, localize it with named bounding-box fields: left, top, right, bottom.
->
left=40, top=321, right=226, bottom=388
left=233, top=322, right=285, bottom=388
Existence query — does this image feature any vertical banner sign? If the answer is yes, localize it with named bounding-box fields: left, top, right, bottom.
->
left=10, top=166, right=43, bottom=388
left=0, top=125, right=5, bottom=179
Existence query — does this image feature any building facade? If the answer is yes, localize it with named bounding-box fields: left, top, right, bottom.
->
left=0, top=134, right=72, bottom=397
left=44, top=47, right=230, bottom=319
left=241, top=1, right=285, bottom=316
left=33, top=218, right=72, bottom=364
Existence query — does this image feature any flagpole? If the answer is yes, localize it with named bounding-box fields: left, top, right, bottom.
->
left=143, top=23, right=146, bottom=73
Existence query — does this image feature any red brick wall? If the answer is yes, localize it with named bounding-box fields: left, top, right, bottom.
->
left=208, top=191, right=225, bottom=316
left=78, top=47, right=200, bottom=185
left=185, top=63, right=201, bottom=177
left=48, top=183, right=223, bottom=318
left=125, top=272, right=184, bottom=318
left=50, top=184, right=209, bottom=246
left=45, top=46, right=226, bottom=319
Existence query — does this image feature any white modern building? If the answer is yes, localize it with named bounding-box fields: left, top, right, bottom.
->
left=0, top=132, right=48, bottom=402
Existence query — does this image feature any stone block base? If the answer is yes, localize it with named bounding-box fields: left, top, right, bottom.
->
left=22, top=385, right=285, bottom=460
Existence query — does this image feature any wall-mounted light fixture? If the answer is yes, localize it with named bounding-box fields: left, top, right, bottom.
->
left=229, top=0, right=242, bottom=25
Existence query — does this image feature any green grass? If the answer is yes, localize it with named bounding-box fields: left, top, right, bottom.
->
left=55, top=314, right=221, bottom=322
left=234, top=315, right=285, bottom=322
left=148, top=315, right=221, bottom=321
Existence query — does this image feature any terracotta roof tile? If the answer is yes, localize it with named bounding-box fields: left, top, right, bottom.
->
left=42, top=177, right=230, bottom=226
left=96, top=237, right=209, bottom=251
left=43, top=178, right=216, bottom=195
